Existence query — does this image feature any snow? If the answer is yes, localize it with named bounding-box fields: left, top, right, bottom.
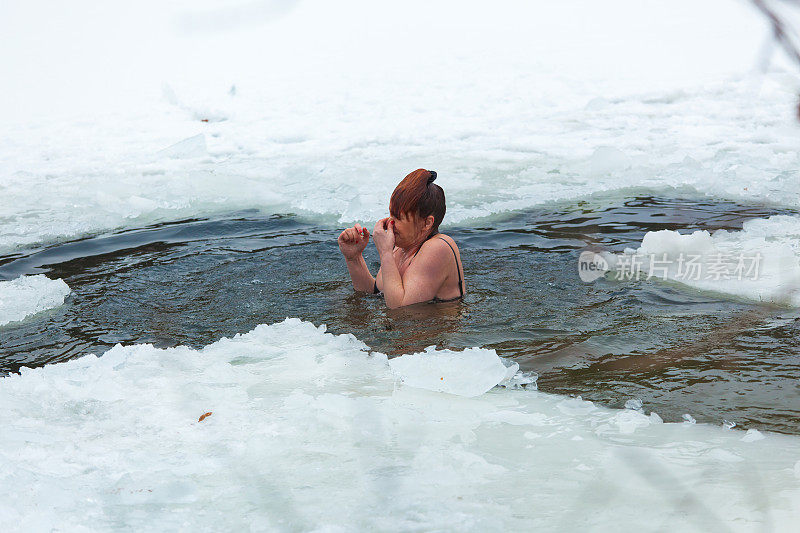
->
left=0, top=0, right=797, bottom=254
left=0, top=318, right=798, bottom=531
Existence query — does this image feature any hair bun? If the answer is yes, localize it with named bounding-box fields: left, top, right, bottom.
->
left=427, top=170, right=437, bottom=184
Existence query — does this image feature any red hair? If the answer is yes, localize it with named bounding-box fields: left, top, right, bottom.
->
left=389, top=169, right=446, bottom=233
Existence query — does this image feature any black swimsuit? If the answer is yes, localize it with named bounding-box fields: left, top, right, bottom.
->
left=373, top=232, right=464, bottom=303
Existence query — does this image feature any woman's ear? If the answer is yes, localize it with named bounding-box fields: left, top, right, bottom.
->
left=425, top=215, right=435, bottom=231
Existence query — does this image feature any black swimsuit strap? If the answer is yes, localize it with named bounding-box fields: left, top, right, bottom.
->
left=435, top=237, right=464, bottom=298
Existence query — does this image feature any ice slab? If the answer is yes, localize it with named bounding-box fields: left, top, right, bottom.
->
left=0, top=275, right=70, bottom=326
left=616, top=215, right=800, bottom=306
left=388, top=346, right=513, bottom=397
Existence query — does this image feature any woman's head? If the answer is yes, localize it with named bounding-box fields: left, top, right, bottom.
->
left=389, top=169, right=446, bottom=248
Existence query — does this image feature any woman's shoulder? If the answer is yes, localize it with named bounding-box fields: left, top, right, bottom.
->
left=420, top=233, right=460, bottom=256
left=428, top=233, right=458, bottom=248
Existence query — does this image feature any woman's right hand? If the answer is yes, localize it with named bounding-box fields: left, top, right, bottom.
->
left=338, top=223, right=370, bottom=260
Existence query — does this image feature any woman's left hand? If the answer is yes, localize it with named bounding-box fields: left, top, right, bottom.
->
left=372, top=217, right=395, bottom=255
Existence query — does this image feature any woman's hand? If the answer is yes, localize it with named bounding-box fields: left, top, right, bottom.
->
left=338, top=223, right=370, bottom=260
left=372, top=217, right=395, bottom=255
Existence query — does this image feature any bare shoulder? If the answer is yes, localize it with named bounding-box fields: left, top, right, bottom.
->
left=434, top=233, right=459, bottom=248
left=424, top=233, right=460, bottom=252
left=416, top=233, right=460, bottom=261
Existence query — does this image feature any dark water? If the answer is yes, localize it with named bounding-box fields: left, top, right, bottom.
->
left=2, top=196, right=800, bottom=434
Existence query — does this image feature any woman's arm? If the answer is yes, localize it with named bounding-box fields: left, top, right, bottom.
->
left=338, top=224, right=374, bottom=292
left=377, top=247, right=403, bottom=307
left=378, top=246, right=447, bottom=308
left=345, top=254, right=375, bottom=292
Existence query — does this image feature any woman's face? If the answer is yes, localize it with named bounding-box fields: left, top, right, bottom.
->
left=390, top=212, right=429, bottom=249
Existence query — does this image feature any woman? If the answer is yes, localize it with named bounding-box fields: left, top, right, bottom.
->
left=337, top=169, right=465, bottom=309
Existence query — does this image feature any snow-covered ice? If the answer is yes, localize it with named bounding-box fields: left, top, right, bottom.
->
left=0, top=0, right=798, bottom=253
left=1, top=318, right=798, bottom=531
left=0, top=275, right=70, bottom=327
left=618, top=215, right=800, bottom=306
left=388, top=345, right=519, bottom=397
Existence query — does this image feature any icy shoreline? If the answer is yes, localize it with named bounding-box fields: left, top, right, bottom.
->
left=0, top=318, right=797, bottom=531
